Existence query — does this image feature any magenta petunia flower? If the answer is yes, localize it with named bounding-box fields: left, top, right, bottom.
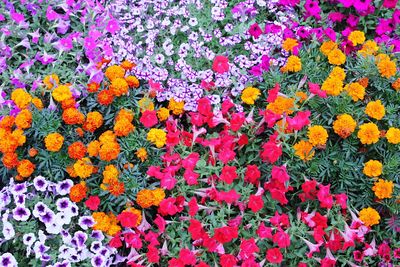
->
left=376, top=18, right=394, bottom=35
left=46, top=6, right=60, bottom=21
left=338, top=0, right=354, bottom=7
left=353, top=0, right=372, bottom=12
left=10, top=11, right=25, bottom=24
left=106, top=18, right=120, bottom=34
left=305, top=0, right=321, bottom=20
left=248, top=23, right=262, bottom=39
left=84, top=37, right=97, bottom=50
left=383, top=0, right=398, bottom=8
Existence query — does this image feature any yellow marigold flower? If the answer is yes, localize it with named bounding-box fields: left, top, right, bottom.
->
left=284, top=55, right=302, bottom=72
left=386, top=127, right=400, bottom=144
left=99, top=130, right=117, bottom=144
left=365, top=100, right=385, bottom=120
left=105, top=65, right=125, bottom=81
left=136, top=148, right=148, bottom=162
left=375, top=53, right=390, bottom=63
left=126, top=76, right=140, bottom=88
left=348, top=30, right=365, bottom=46
left=11, top=129, right=26, bottom=146
left=359, top=207, right=380, bottom=227
left=44, top=133, right=64, bottom=152
left=73, top=157, right=94, bottom=179
left=241, top=86, right=261, bottom=105
left=377, top=60, right=396, bottom=79
left=157, top=108, right=170, bottom=121
left=152, top=188, right=165, bottom=206
left=358, top=123, right=380, bottom=145
left=147, top=128, right=167, bottom=148
left=92, top=212, right=111, bottom=232
left=329, top=67, right=346, bottom=81
left=102, top=165, right=119, bottom=185
left=110, top=77, right=129, bottom=96
left=320, top=40, right=338, bottom=56
left=332, top=114, right=357, bottom=139
left=52, top=85, right=72, bottom=102
left=363, top=160, right=383, bottom=177
left=345, top=82, right=365, bottom=101
left=358, top=40, right=379, bottom=57
left=328, top=49, right=346, bottom=65
left=15, top=109, right=32, bottom=129
left=11, top=88, right=32, bottom=109
left=321, top=77, right=343, bottom=96
left=136, top=189, right=154, bottom=208
left=32, top=98, right=43, bottom=110
left=43, top=74, right=59, bottom=89
left=138, top=97, right=155, bottom=112
left=83, top=111, right=103, bottom=132
left=282, top=38, right=298, bottom=52
left=87, top=140, right=101, bottom=157
left=372, top=179, right=394, bottom=199
left=308, top=125, right=328, bottom=146
left=114, top=118, right=135, bottom=137
left=293, top=140, right=315, bottom=161
left=168, top=98, right=185, bottom=115
left=392, top=78, right=400, bottom=91
left=266, top=96, right=295, bottom=115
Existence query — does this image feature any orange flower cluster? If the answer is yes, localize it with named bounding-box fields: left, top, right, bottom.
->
left=114, top=109, right=135, bottom=137
left=136, top=188, right=165, bottom=208
left=100, top=164, right=125, bottom=196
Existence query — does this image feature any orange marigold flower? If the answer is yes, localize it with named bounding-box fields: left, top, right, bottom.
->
left=114, top=118, right=135, bottom=137
left=73, top=157, right=94, bottom=179
left=321, top=77, right=343, bottom=96
left=392, top=78, right=400, bottom=91
left=108, top=180, right=125, bottom=196
left=359, top=207, right=380, bottom=227
left=136, top=189, right=154, bottom=208
left=2, top=152, right=19, bottom=169
left=76, top=127, right=84, bottom=137
left=358, top=40, right=379, bottom=57
left=61, top=98, right=77, bottom=110
left=97, top=90, right=115, bottom=106
left=99, top=142, right=120, bottom=161
left=66, top=164, right=78, bottom=178
left=87, top=140, right=101, bottom=157
left=0, top=116, right=15, bottom=129
left=62, top=108, right=85, bottom=125
left=152, top=188, right=165, bottom=206
left=365, top=100, right=385, bottom=120
left=386, top=127, right=400, bottom=144
left=126, top=76, right=140, bottom=88
left=12, top=129, right=26, bottom=146
left=68, top=142, right=87, bottom=160
left=135, top=148, right=148, bottom=162
left=372, top=179, right=394, bottom=199
left=147, top=128, right=167, bottom=148
left=83, top=111, right=103, bottom=132
left=17, top=159, right=35, bottom=178
left=307, top=125, right=328, bottom=146
left=102, top=165, right=119, bottom=185
left=332, top=114, right=357, bottom=139
left=138, top=97, right=155, bottom=112
left=87, top=82, right=100, bottom=93
left=320, top=41, right=338, bottom=56
left=345, top=82, right=365, bottom=102
left=295, top=91, right=308, bottom=103
left=116, top=109, right=134, bottom=122
left=110, top=78, right=129, bottom=96
left=99, top=130, right=117, bottom=144
left=266, top=96, right=295, bottom=115
left=293, top=140, right=315, bottom=161
left=92, top=212, right=111, bottom=232
left=348, top=30, right=365, bottom=46
left=28, top=148, right=38, bottom=157
left=358, top=77, right=369, bottom=88
left=282, top=38, right=298, bottom=52
left=0, top=134, right=19, bottom=154
left=357, top=123, right=380, bottom=145
left=329, top=67, right=346, bottom=81
left=105, top=65, right=125, bottom=81
left=52, top=85, right=72, bottom=102
left=363, top=160, right=382, bottom=177
left=43, top=74, right=59, bottom=89
left=377, top=59, right=396, bottom=78
left=11, top=89, right=32, bottom=109
left=32, top=98, right=43, bottom=110
left=70, top=182, right=87, bottom=203
left=45, top=133, right=64, bottom=152
left=283, top=55, right=302, bottom=72
left=15, top=109, right=32, bottom=129
left=120, top=60, right=136, bottom=70
left=157, top=108, right=170, bottom=121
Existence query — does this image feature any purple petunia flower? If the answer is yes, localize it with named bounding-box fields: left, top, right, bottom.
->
left=56, top=198, right=71, bottom=211
left=11, top=182, right=27, bottom=196
left=56, top=180, right=73, bottom=196
left=12, top=206, right=31, bottom=221
left=78, top=216, right=95, bottom=230
left=23, top=233, right=36, bottom=246
left=91, top=255, right=105, bottom=267
left=0, top=253, right=18, bottom=267
left=90, top=230, right=104, bottom=241
left=33, top=176, right=48, bottom=192
left=39, top=210, right=55, bottom=224
left=33, top=202, right=48, bottom=217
